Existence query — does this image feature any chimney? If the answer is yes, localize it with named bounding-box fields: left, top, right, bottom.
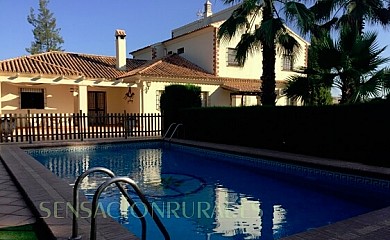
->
left=204, top=1, right=212, bottom=18
left=115, top=29, right=127, bottom=71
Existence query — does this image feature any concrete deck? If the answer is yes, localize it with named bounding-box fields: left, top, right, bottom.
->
left=0, top=137, right=389, bottom=239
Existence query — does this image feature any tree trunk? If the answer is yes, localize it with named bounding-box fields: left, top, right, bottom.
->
left=260, top=2, right=277, bottom=106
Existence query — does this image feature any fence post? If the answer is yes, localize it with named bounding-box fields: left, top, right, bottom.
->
left=79, top=110, right=84, bottom=141
left=27, top=110, right=32, bottom=144
left=123, top=110, right=127, bottom=139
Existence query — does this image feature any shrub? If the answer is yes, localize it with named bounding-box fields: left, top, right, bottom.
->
left=160, top=84, right=201, bottom=130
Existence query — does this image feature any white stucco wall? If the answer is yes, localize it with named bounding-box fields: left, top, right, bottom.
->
left=132, top=48, right=152, bottom=60
left=165, top=29, right=215, bottom=74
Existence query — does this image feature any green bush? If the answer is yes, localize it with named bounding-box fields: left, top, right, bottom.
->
left=160, top=84, right=201, bottom=131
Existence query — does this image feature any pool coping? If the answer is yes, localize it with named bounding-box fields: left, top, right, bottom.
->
left=1, top=137, right=389, bottom=239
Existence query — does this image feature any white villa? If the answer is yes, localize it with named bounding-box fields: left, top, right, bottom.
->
left=0, top=1, right=309, bottom=117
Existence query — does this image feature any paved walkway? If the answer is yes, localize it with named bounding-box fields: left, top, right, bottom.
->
left=0, top=160, right=35, bottom=228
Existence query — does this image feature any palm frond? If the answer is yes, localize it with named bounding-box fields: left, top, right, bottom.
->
left=218, top=5, right=250, bottom=42
left=256, top=17, right=284, bottom=47
left=218, top=1, right=262, bottom=42
left=375, top=7, right=390, bottom=25
left=235, top=33, right=258, bottom=64
left=284, top=75, right=311, bottom=104
left=276, top=31, right=301, bottom=62
left=309, top=0, right=344, bottom=21
left=350, top=31, right=390, bottom=73
left=284, top=2, right=315, bottom=34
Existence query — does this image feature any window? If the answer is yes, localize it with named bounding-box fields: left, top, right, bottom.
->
left=167, top=50, right=173, bottom=55
left=227, top=48, right=241, bottom=66
left=177, top=47, right=184, bottom=54
left=20, top=88, right=45, bottom=109
left=156, top=90, right=164, bottom=111
left=200, top=92, right=209, bottom=107
left=283, top=54, right=293, bottom=71
left=287, top=98, right=297, bottom=106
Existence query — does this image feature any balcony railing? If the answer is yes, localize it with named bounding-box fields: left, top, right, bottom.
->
left=0, top=111, right=162, bottom=143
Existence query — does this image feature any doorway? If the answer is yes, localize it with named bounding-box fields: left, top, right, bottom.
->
left=88, top=91, right=106, bottom=126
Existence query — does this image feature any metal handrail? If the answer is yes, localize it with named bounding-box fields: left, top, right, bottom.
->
left=90, top=177, right=170, bottom=240
left=162, top=122, right=176, bottom=139
left=167, top=123, right=183, bottom=141
left=69, top=167, right=147, bottom=240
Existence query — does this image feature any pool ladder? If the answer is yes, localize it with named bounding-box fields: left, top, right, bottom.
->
left=69, top=167, right=170, bottom=240
left=162, top=123, right=183, bottom=141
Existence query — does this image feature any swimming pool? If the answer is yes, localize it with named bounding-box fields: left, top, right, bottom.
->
left=27, top=141, right=390, bottom=240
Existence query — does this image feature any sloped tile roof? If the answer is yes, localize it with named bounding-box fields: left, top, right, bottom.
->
left=221, top=79, right=286, bottom=92
left=0, top=51, right=275, bottom=94
left=0, top=51, right=146, bottom=79
left=221, top=79, right=261, bottom=92
left=119, top=54, right=217, bottom=80
left=0, top=55, right=83, bottom=77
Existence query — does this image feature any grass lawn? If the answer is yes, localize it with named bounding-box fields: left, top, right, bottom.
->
left=0, top=225, right=38, bottom=240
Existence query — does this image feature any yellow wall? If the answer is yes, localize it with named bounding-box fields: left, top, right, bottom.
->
left=1, top=82, right=75, bottom=114
left=0, top=82, right=142, bottom=115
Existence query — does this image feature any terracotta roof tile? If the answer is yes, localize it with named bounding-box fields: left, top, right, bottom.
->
left=0, top=51, right=285, bottom=94
left=115, top=29, right=126, bottom=37
left=0, top=51, right=146, bottom=80
left=221, top=79, right=261, bottom=92
left=119, top=54, right=216, bottom=79
left=221, top=79, right=285, bottom=92
left=0, top=55, right=83, bottom=77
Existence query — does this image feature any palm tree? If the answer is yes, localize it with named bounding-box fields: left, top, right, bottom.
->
left=284, top=0, right=390, bottom=104
left=283, top=1, right=338, bottom=105
left=284, top=45, right=333, bottom=105
left=218, top=0, right=301, bottom=106
left=307, top=30, right=390, bottom=104
left=338, top=0, right=390, bottom=36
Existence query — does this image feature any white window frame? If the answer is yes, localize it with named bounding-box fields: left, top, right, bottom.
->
left=282, top=54, right=293, bottom=71
left=227, top=48, right=241, bottom=66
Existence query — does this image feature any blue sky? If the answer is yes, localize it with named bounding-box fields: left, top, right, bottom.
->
left=0, top=0, right=389, bottom=64
left=0, top=0, right=226, bottom=59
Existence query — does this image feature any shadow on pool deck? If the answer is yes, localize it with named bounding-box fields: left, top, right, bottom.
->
left=0, top=137, right=389, bottom=240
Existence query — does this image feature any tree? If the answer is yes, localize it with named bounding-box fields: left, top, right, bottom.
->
left=160, top=84, right=201, bottom=130
left=26, top=0, right=64, bottom=54
left=218, top=0, right=301, bottom=106
left=284, top=0, right=390, bottom=104
left=306, top=30, right=389, bottom=104
left=284, top=47, right=333, bottom=106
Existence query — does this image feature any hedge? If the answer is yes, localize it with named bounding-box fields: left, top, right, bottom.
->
left=177, top=102, right=390, bottom=167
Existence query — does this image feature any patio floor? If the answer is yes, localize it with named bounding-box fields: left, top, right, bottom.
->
left=0, top=160, right=35, bottom=229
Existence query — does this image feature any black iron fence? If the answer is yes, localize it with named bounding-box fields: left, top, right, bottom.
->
left=0, top=111, right=162, bottom=143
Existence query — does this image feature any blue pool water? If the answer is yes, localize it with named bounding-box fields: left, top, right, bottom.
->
left=27, top=142, right=390, bottom=239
